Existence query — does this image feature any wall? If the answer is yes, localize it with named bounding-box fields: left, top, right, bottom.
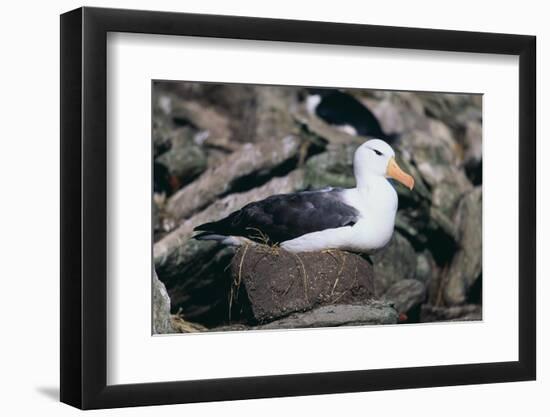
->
left=0, top=0, right=546, bottom=415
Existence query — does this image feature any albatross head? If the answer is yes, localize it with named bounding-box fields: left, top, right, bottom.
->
left=354, top=139, right=415, bottom=190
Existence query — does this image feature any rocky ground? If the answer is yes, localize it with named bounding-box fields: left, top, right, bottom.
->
left=151, top=82, right=482, bottom=333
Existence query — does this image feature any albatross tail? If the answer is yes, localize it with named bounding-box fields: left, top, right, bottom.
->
left=193, top=230, right=251, bottom=246
left=192, top=231, right=228, bottom=242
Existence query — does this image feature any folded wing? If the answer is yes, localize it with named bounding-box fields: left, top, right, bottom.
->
left=194, top=188, right=359, bottom=244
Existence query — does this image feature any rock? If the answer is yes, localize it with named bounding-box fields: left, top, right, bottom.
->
left=415, top=250, right=436, bottom=286
left=304, top=143, right=358, bottom=189
left=431, top=168, right=473, bottom=219
left=166, top=136, right=303, bottom=221
left=155, top=237, right=237, bottom=326
left=258, top=302, right=398, bottom=329
left=152, top=116, right=174, bottom=158
left=208, top=323, right=251, bottom=332
left=395, top=158, right=462, bottom=250
left=152, top=270, right=174, bottom=334
left=253, top=87, right=302, bottom=143
left=414, top=93, right=482, bottom=189
left=158, top=83, right=302, bottom=147
left=394, top=153, right=432, bottom=202
left=231, top=246, right=375, bottom=323
left=155, top=237, right=213, bottom=282
left=426, top=119, right=459, bottom=157
left=391, top=152, right=450, bottom=248
left=293, top=112, right=364, bottom=147
left=420, top=304, right=482, bottom=322
left=163, top=96, right=236, bottom=151
left=371, top=232, right=417, bottom=296
left=462, top=120, right=482, bottom=165
left=462, top=120, right=483, bottom=185
left=359, top=91, right=428, bottom=135
left=153, top=198, right=162, bottom=240
left=443, top=187, right=482, bottom=305
left=187, top=84, right=301, bottom=147
left=394, top=156, right=458, bottom=242
left=394, top=127, right=472, bottom=253
left=403, top=130, right=459, bottom=185
left=383, top=279, right=426, bottom=314
left=400, top=126, right=473, bottom=215
left=363, top=98, right=406, bottom=136
left=416, top=93, right=479, bottom=131
left=155, top=127, right=207, bottom=187
left=430, top=206, right=459, bottom=238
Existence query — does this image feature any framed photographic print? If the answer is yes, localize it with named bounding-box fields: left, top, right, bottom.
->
left=60, top=6, right=536, bottom=409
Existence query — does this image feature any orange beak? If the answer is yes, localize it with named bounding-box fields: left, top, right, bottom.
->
left=386, top=157, right=414, bottom=190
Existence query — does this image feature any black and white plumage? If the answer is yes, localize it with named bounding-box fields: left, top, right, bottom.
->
left=194, top=188, right=359, bottom=245
left=194, top=139, right=414, bottom=253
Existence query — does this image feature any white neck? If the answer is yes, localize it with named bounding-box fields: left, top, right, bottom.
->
left=354, top=162, right=383, bottom=190
left=353, top=169, right=398, bottom=213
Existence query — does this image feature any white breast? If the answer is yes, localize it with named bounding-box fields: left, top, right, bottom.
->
left=340, top=180, right=398, bottom=251
left=280, top=179, right=398, bottom=253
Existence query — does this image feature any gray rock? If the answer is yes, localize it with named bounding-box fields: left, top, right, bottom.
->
left=207, top=323, right=251, bottom=332
left=258, top=302, right=398, bottom=329
left=362, top=92, right=427, bottom=135
left=391, top=153, right=452, bottom=248
left=391, top=152, right=449, bottom=247
left=462, top=120, right=482, bottom=168
left=153, top=198, right=161, bottom=239
left=304, top=143, right=358, bottom=189
left=231, top=246, right=375, bottom=323
left=155, top=128, right=207, bottom=186
left=416, top=93, right=480, bottom=132
left=156, top=240, right=236, bottom=325
left=443, top=187, right=482, bottom=305
left=152, top=115, right=174, bottom=157
left=402, top=132, right=453, bottom=181
left=426, top=119, right=459, bottom=157
left=383, top=279, right=426, bottom=314
left=413, top=93, right=482, bottom=188
left=162, top=95, right=235, bottom=150
left=166, top=136, right=303, bottom=221
left=394, top=127, right=472, bottom=249
left=359, top=91, right=428, bottom=135
left=431, top=168, right=473, bottom=219
left=161, top=83, right=301, bottom=148
left=461, top=120, right=483, bottom=184
left=420, top=304, right=482, bottom=322
left=363, top=98, right=406, bottom=136
left=152, top=270, right=174, bottom=334
left=415, top=250, right=436, bottom=286
left=293, top=112, right=364, bottom=147
left=428, top=206, right=459, bottom=242
left=371, top=232, right=417, bottom=296
left=253, top=86, right=302, bottom=144
left=393, top=153, right=432, bottom=202
left=401, top=124, right=473, bottom=221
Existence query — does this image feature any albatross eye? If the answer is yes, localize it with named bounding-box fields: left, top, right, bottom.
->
left=373, top=149, right=383, bottom=156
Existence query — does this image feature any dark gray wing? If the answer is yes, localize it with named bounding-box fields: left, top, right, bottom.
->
left=194, top=188, right=359, bottom=244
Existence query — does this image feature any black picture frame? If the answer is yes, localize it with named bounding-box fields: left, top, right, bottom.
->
left=60, top=6, right=536, bottom=410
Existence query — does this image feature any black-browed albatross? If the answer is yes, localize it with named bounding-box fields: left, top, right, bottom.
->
left=193, top=139, right=414, bottom=253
